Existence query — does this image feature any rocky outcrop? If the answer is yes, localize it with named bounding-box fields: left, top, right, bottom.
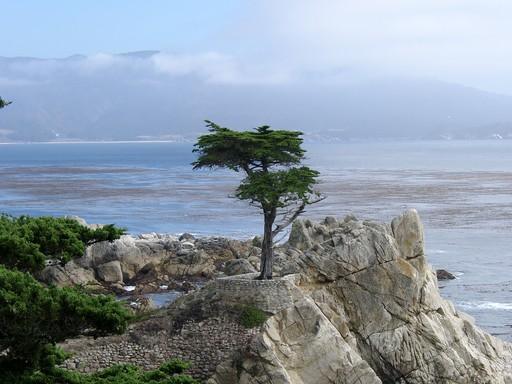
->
left=437, top=269, right=456, bottom=280
left=38, top=260, right=98, bottom=288
left=205, top=210, right=512, bottom=384
left=58, top=210, right=512, bottom=383
left=41, top=231, right=259, bottom=290
left=224, top=259, right=257, bottom=276
left=96, top=260, right=123, bottom=283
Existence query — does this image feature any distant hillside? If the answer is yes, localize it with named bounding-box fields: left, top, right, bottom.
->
left=2, top=52, right=512, bottom=142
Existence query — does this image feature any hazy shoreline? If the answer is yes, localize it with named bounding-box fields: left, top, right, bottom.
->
left=0, top=139, right=189, bottom=145
left=0, top=137, right=510, bottom=146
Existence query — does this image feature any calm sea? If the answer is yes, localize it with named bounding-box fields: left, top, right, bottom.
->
left=1, top=140, right=512, bottom=341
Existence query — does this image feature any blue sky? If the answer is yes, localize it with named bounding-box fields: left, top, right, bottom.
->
left=0, top=1, right=242, bottom=57
left=2, top=1, right=512, bottom=94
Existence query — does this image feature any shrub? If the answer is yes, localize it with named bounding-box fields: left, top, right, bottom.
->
left=0, top=266, right=131, bottom=372
left=239, top=305, right=267, bottom=328
left=0, top=214, right=125, bottom=272
left=158, top=358, right=190, bottom=375
left=0, top=359, right=199, bottom=384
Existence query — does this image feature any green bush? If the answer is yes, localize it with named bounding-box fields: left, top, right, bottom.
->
left=158, top=359, right=190, bottom=375
left=0, top=230, right=46, bottom=272
left=0, top=266, right=131, bottom=372
left=239, top=305, right=267, bottom=328
left=0, top=359, right=198, bottom=384
left=0, top=209, right=199, bottom=382
left=0, top=214, right=125, bottom=272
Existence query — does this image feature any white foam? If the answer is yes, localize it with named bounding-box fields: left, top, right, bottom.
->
left=123, top=285, right=136, bottom=292
left=458, top=301, right=512, bottom=311
left=430, top=249, right=447, bottom=254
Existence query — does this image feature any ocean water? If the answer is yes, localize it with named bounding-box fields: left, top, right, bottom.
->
left=1, top=140, right=512, bottom=340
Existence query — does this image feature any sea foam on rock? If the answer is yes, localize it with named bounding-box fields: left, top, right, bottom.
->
left=204, top=209, right=512, bottom=384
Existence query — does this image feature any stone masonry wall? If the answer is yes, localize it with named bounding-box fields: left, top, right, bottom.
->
left=60, top=275, right=300, bottom=382
left=61, top=317, right=259, bottom=382
left=212, top=273, right=299, bottom=314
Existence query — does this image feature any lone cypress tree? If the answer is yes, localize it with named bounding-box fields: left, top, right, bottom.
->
left=193, top=121, right=323, bottom=279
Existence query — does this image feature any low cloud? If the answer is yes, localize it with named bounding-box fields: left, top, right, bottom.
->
left=3, top=1, right=512, bottom=92
left=1, top=52, right=292, bottom=86
left=230, top=0, right=512, bottom=93
left=151, top=52, right=291, bottom=85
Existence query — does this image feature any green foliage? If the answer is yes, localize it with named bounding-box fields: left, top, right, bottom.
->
left=193, top=121, right=321, bottom=216
left=193, top=121, right=306, bottom=172
left=0, top=215, right=125, bottom=272
left=239, top=305, right=267, bottom=328
left=236, top=167, right=320, bottom=211
left=0, top=231, right=46, bottom=273
left=158, top=359, right=190, bottom=375
left=0, top=214, right=127, bottom=374
left=38, top=345, right=71, bottom=372
left=0, top=96, right=12, bottom=109
left=0, top=265, right=131, bottom=371
left=0, top=359, right=198, bottom=384
left=84, top=223, right=126, bottom=245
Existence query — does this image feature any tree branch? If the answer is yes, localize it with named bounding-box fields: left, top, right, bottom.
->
left=271, top=194, right=326, bottom=238
left=272, top=202, right=305, bottom=238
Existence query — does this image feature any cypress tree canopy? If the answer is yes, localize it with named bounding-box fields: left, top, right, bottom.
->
left=193, top=121, right=323, bottom=279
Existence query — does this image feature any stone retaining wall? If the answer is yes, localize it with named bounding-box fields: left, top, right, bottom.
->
left=60, top=275, right=300, bottom=382
left=61, top=317, right=259, bottom=382
left=212, top=273, right=299, bottom=314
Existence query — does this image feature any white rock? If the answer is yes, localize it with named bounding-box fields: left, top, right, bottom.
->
left=207, top=211, right=512, bottom=384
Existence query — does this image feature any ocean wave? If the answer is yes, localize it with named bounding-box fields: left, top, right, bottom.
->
left=457, top=301, right=512, bottom=311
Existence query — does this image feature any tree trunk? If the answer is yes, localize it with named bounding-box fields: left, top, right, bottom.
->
left=259, top=209, right=276, bottom=280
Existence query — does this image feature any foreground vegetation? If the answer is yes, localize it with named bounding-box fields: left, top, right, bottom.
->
left=1, top=359, right=198, bottom=384
left=0, top=214, right=197, bottom=383
left=0, top=214, right=125, bottom=272
left=0, top=265, right=130, bottom=371
left=239, top=305, right=267, bottom=328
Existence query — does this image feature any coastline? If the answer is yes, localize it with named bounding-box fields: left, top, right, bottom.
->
left=55, top=211, right=512, bottom=383
left=0, top=139, right=191, bottom=145
left=3, top=141, right=512, bottom=342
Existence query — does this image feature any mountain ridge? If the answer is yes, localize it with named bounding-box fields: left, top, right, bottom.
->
left=2, top=52, right=512, bottom=142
